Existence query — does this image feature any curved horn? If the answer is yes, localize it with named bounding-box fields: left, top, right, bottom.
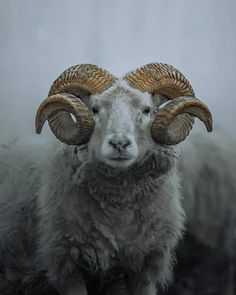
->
left=49, top=64, right=117, bottom=96
left=123, top=63, right=195, bottom=98
left=151, top=97, right=213, bottom=145
left=35, top=94, right=94, bottom=145
left=36, top=64, right=117, bottom=145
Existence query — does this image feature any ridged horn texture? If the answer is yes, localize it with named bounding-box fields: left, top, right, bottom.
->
left=151, top=97, right=213, bottom=145
left=124, top=63, right=212, bottom=144
left=35, top=94, right=95, bottom=145
left=123, top=63, right=195, bottom=98
left=35, top=64, right=117, bottom=145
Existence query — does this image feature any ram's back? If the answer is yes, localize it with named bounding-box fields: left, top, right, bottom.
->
left=179, top=131, right=236, bottom=256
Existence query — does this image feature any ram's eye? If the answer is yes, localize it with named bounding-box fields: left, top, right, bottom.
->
left=91, top=106, right=99, bottom=115
left=142, top=107, right=151, bottom=115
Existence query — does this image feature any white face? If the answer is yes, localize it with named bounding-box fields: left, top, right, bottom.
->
left=87, top=81, right=163, bottom=169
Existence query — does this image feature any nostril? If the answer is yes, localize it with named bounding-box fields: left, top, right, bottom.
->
left=122, top=139, right=131, bottom=148
left=108, top=139, right=131, bottom=149
left=108, top=139, right=117, bottom=148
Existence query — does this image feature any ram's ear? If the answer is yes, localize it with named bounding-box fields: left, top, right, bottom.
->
left=151, top=93, right=170, bottom=110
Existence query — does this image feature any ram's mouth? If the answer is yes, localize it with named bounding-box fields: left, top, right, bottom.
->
left=105, top=156, right=135, bottom=168
left=109, top=157, right=131, bottom=162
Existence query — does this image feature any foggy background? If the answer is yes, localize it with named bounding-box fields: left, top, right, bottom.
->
left=0, top=1, right=236, bottom=294
left=0, top=0, right=235, bottom=143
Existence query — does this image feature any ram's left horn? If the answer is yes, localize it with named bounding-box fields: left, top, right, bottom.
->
left=151, top=97, right=213, bottom=145
left=124, top=63, right=195, bottom=98
left=35, top=94, right=94, bottom=145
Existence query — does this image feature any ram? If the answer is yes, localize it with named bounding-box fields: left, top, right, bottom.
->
left=0, top=63, right=212, bottom=295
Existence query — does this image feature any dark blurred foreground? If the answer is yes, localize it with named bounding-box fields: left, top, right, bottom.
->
left=1, top=233, right=235, bottom=295
left=161, top=234, right=235, bottom=295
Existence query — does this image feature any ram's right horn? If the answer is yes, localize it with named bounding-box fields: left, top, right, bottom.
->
left=35, top=64, right=117, bottom=145
left=35, top=94, right=95, bottom=145
left=151, top=96, right=213, bottom=145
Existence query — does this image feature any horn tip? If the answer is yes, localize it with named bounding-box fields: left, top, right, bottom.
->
left=35, top=117, right=43, bottom=134
left=35, top=125, right=42, bottom=134
left=206, top=113, right=213, bottom=132
left=207, top=122, right=213, bottom=132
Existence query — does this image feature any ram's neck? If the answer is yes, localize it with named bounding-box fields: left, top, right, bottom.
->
left=72, top=147, right=178, bottom=209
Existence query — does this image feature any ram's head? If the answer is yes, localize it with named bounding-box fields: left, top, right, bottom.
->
left=35, top=63, right=212, bottom=168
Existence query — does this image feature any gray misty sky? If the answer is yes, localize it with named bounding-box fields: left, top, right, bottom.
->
left=0, top=0, right=235, bottom=142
